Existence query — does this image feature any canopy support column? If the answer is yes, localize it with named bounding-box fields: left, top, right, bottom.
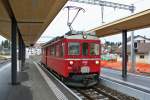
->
left=122, top=30, right=128, bottom=78
left=18, top=31, right=23, bottom=71
left=22, top=41, right=25, bottom=68
left=11, top=18, right=18, bottom=85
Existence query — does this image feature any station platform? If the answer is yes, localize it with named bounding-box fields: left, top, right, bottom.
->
left=101, top=68, right=150, bottom=91
left=0, top=59, right=58, bottom=100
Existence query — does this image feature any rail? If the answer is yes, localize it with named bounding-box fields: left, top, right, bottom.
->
left=71, top=84, right=136, bottom=100
left=71, top=87, right=118, bottom=100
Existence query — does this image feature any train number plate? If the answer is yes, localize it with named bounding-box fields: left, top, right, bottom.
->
left=81, top=66, right=90, bottom=73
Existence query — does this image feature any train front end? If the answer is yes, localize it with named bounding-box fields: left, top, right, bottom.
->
left=65, top=33, right=101, bottom=87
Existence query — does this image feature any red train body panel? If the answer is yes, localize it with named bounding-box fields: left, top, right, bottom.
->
left=41, top=31, right=101, bottom=86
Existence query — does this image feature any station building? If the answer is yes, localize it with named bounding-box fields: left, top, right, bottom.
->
left=116, top=35, right=150, bottom=64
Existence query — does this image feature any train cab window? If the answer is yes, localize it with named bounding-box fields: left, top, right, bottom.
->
left=90, top=43, right=99, bottom=55
left=68, top=42, right=80, bottom=55
left=82, top=43, right=88, bottom=56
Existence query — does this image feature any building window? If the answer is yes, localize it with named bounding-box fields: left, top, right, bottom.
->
left=139, top=55, right=144, bottom=59
left=119, top=54, right=122, bottom=58
left=137, top=40, right=140, bottom=43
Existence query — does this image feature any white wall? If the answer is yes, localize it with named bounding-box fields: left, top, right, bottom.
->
left=127, top=37, right=150, bottom=45
left=117, top=53, right=149, bottom=64
left=136, top=54, right=148, bottom=64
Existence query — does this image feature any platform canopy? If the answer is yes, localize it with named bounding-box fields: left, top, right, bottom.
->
left=89, top=9, right=150, bottom=37
left=0, top=0, right=68, bottom=46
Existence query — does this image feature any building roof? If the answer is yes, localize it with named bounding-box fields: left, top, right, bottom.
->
left=0, top=0, right=68, bottom=46
left=127, top=35, right=150, bottom=42
left=115, top=43, right=150, bottom=54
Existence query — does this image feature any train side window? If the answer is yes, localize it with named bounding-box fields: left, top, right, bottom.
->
left=50, top=46, right=55, bottom=56
left=60, top=43, right=64, bottom=57
left=54, top=46, right=56, bottom=56
left=56, top=45, right=59, bottom=57
left=50, top=47, right=51, bottom=55
left=50, top=47, right=52, bottom=55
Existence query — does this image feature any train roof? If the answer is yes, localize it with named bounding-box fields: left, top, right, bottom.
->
left=42, top=30, right=99, bottom=48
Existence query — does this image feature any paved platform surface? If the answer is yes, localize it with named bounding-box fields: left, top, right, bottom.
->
left=0, top=60, right=10, bottom=68
left=101, top=68, right=150, bottom=88
left=0, top=60, right=58, bottom=100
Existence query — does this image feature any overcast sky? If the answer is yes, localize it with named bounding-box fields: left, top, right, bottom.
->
left=0, top=0, right=150, bottom=44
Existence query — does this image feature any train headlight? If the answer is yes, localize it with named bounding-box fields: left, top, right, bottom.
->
left=83, top=35, right=87, bottom=39
left=69, top=61, right=74, bottom=65
left=95, top=61, right=99, bottom=65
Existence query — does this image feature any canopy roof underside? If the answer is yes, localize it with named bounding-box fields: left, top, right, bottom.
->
left=89, top=9, right=150, bottom=37
left=0, top=0, right=68, bottom=46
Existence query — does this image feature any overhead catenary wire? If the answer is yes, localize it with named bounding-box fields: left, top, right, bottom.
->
left=70, top=0, right=135, bottom=23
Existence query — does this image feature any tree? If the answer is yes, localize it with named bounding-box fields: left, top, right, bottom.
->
left=105, top=41, right=110, bottom=46
left=110, top=42, right=115, bottom=46
left=1, top=41, right=4, bottom=48
left=1, top=40, right=10, bottom=49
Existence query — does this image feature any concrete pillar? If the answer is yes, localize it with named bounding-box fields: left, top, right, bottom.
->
left=11, top=18, right=17, bottom=85
left=22, top=42, right=25, bottom=67
left=122, top=30, right=128, bottom=78
left=18, top=33, right=23, bottom=71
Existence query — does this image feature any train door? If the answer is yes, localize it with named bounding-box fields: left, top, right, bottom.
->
left=82, top=42, right=88, bottom=56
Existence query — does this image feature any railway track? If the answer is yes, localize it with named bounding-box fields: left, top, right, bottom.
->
left=38, top=62, right=137, bottom=100
left=39, top=62, right=116, bottom=100
left=71, top=86, right=119, bottom=100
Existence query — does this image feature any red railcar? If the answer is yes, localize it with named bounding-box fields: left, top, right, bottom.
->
left=41, top=31, right=101, bottom=87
